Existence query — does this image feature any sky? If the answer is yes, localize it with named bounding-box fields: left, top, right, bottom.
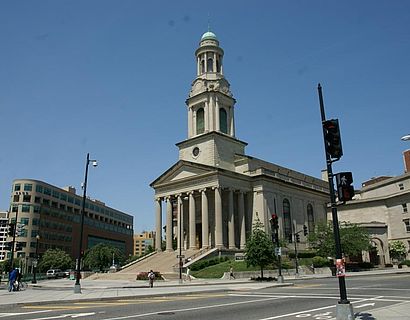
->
left=1, top=1, right=409, bottom=232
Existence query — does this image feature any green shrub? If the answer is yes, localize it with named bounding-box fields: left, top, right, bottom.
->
left=312, top=256, right=329, bottom=268
left=399, top=260, right=410, bottom=266
left=190, top=257, right=229, bottom=271
left=288, top=251, right=317, bottom=259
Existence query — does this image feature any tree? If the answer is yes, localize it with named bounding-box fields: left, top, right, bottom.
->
left=38, top=249, right=73, bottom=272
left=244, top=218, right=275, bottom=278
left=83, top=244, right=125, bottom=271
left=308, top=221, right=371, bottom=258
left=389, top=240, right=407, bottom=262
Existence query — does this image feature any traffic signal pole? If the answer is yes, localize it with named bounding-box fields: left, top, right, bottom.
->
left=318, top=84, right=354, bottom=319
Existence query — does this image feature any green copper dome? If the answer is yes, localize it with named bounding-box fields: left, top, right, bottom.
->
left=201, top=31, right=217, bottom=41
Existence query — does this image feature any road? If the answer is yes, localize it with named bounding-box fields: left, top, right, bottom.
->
left=3, top=273, right=410, bottom=320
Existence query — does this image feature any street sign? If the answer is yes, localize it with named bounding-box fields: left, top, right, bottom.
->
left=177, top=255, right=185, bottom=258
left=275, top=247, right=282, bottom=256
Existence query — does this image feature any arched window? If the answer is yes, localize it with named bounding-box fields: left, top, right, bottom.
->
left=196, top=108, right=204, bottom=134
left=283, top=199, right=292, bottom=240
left=219, top=108, right=228, bottom=134
left=216, top=59, right=220, bottom=72
left=201, top=60, right=205, bottom=74
left=307, top=204, right=315, bottom=233
left=207, top=58, right=213, bottom=72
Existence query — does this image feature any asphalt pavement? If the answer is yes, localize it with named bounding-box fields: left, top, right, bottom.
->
left=0, top=268, right=409, bottom=319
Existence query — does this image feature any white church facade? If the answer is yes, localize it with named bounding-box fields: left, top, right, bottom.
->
left=150, top=31, right=330, bottom=254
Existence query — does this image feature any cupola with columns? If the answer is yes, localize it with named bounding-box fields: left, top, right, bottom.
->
left=178, top=31, right=247, bottom=171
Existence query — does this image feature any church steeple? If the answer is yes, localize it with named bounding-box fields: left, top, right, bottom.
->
left=178, top=31, right=246, bottom=171
left=186, top=31, right=236, bottom=139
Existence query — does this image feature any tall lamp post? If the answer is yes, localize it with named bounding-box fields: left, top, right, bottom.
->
left=74, top=153, right=98, bottom=294
left=31, top=234, right=40, bottom=284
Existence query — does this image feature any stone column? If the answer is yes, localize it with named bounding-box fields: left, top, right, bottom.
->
left=189, top=191, right=196, bottom=249
left=205, top=100, right=209, bottom=132
left=166, top=197, right=173, bottom=252
left=230, top=106, right=235, bottom=137
left=214, top=187, right=223, bottom=248
left=215, top=95, right=220, bottom=131
left=155, top=198, right=162, bottom=251
left=238, top=191, right=246, bottom=249
left=228, top=189, right=235, bottom=249
left=201, top=189, right=209, bottom=249
left=188, top=107, right=193, bottom=138
left=177, top=195, right=183, bottom=252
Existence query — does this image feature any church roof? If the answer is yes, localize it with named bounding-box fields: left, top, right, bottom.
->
left=201, top=31, right=217, bottom=41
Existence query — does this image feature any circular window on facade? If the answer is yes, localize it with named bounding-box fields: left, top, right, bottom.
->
left=192, top=147, right=200, bottom=158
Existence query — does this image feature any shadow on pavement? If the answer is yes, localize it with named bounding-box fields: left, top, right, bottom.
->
left=355, top=312, right=376, bottom=320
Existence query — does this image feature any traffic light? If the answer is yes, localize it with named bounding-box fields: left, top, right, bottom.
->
left=303, top=225, right=308, bottom=236
left=15, top=242, right=23, bottom=251
left=4, top=241, right=12, bottom=251
left=295, top=234, right=300, bottom=243
left=336, top=172, right=355, bottom=202
left=288, top=233, right=293, bottom=243
left=323, top=119, right=343, bottom=159
left=270, top=214, right=279, bottom=230
left=8, top=223, right=15, bottom=237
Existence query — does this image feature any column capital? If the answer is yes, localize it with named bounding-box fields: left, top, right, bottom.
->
left=199, top=188, right=207, bottom=193
left=187, top=190, right=195, bottom=196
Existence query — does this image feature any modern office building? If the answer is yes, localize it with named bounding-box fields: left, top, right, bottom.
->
left=0, top=211, right=8, bottom=261
left=6, top=179, right=134, bottom=267
left=133, top=231, right=155, bottom=256
left=151, top=31, right=330, bottom=254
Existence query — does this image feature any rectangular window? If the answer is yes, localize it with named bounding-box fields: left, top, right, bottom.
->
left=33, top=206, right=40, bottom=213
left=403, top=204, right=408, bottom=213
left=405, top=220, right=410, bottom=232
left=24, top=184, right=33, bottom=191
left=43, top=199, right=50, bottom=206
left=60, top=193, right=67, bottom=202
left=23, top=195, right=31, bottom=202
left=14, top=184, right=21, bottom=191
left=68, top=196, right=74, bottom=204
left=13, top=195, right=19, bottom=202
left=399, top=183, right=404, bottom=191
left=52, top=190, right=59, bottom=199
left=32, top=218, right=40, bottom=225
left=22, top=205, right=30, bottom=212
left=34, top=196, right=41, bottom=203
left=75, top=199, right=81, bottom=206
left=20, top=217, right=29, bottom=225
left=44, top=187, right=51, bottom=196
left=36, top=185, right=43, bottom=193
left=12, top=205, right=18, bottom=212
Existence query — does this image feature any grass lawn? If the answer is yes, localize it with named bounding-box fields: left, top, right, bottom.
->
left=191, top=260, right=274, bottom=279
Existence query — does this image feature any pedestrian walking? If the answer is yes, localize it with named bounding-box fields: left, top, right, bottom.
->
left=8, top=268, right=17, bottom=292
left=229, top=266, right=235, bottom=280
left=148, top=270, right=155, bottom=288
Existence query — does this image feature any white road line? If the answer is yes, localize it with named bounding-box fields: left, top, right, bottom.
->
left=0, top=310, right=53, bottom=318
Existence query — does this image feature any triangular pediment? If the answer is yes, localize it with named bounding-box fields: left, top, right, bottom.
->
left=150, top=160, right=215, bottom=187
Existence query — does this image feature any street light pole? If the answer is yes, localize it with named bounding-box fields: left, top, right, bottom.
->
left=74, top=153, right=97, bottom=294
left=32, top=234, right=40, bottom=284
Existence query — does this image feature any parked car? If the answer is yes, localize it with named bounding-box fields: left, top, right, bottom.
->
left=46, top=269, right=64, bottom=279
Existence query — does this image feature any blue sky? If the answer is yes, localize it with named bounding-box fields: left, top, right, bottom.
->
left=1, top=1, right=409, bottom=231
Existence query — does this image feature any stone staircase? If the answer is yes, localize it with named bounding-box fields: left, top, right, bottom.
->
left=88, top=249, right=208, bottom=281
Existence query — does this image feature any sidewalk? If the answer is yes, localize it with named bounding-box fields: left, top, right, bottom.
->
left=0, top=268, right=409, bottom=319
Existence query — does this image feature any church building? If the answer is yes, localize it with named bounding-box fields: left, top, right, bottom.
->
left=151, top=31, right=330, bottom=255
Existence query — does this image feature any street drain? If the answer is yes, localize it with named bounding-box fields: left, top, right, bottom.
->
left=158, top=312, right=175, bottom=315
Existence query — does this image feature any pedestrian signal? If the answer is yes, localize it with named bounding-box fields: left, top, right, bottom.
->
left=336, top=172, right=355, bottom=202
